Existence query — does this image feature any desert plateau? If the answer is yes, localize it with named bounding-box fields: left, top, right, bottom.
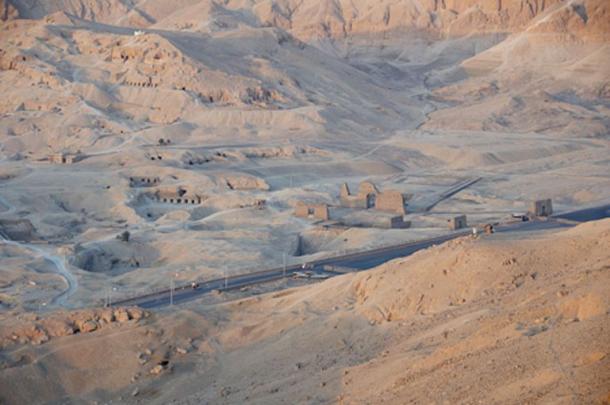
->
left=0, top=0, right=609, bottom=404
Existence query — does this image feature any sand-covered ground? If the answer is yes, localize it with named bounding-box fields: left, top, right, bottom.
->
left=0, top=0, right=609, bottom=403
left=0, top=0, right=608, bottom=311
left=1, top=219, right=608, bottom=404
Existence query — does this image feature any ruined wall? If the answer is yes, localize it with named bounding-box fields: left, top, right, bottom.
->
left=342, top=212, right=410, bottom=229
left=49, top=153, right=84, bottom=164
left=388, top=216, right=411, bottom=229
left=448, top=215, right=467, bottom=230
left=295, top=202, right=329, bottom=221
left=358, top=181, right=379, bottom=196
left=129, top=176, right=160, bottom=187
left=340, top=182, right=370, bottom=209
left=532, top=199, right=553, bottom=217
left=375, top=191, right=406, bottom=215
left=152, top=189, right=204, bottom=205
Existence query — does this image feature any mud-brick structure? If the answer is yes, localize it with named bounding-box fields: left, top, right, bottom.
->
left=129, top=176, right=161, bottom=187
left=343, top=211, right=411, bottom=229
left=358, top=181, right=379, bottom=197
left=295, top=202, right=330, bottom=221
left=340, top=181, right=407, bottom=215
left=383, top=215, right=411, bottom=229
left=375, top=190, right=407, bottom=215
left=49, top=151, right=85, bottom=164
left=448, top=215, right=467, bottom=230
left=153, top=188, right=204, bottom=205
left=531, top=199, right=553, bottom=217
left=340, top=183, right=373, bottom=209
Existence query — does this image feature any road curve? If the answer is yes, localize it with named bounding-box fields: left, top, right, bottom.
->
left=0, top=238, right=78, bottom=306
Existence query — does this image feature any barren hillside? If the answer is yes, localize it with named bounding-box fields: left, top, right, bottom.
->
left=0, top=220, right=608, bottom=404
left=0, top=1, right=609, bottom=403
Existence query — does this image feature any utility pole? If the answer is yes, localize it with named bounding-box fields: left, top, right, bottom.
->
left=283, top=253, right=287, bottom=279
left=109, top=286, right=117, bottom=307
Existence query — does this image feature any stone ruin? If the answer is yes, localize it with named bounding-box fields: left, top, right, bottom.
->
left=152, top=188, right=205, bottom=205
left=129, top=176, right=160, bottom=188
left=294, top=202, right=330, bottom=221
left=340, top=181, right=407, bottom=215
left=340, top=182, right=375, bottom=209
left=48, top=151, right=85, bottom=164
left=347, top=212, right=411, bottom=229
left=293, top=181, right=410, bottom=229
left=531, top=199, right=553, bottom=217
left=448, top=215, right=467, bottom=230
left=375, top=190, right=407, bottom=215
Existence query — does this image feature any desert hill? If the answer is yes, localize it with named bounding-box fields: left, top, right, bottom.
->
left=6, top=0, right=608, bottom=40
left=0, top=219, right=608, bottom=403
left=0, top=0, right=609, bottom=403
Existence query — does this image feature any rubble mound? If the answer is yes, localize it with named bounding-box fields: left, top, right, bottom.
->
left=0, top=307, right=148, bottom=348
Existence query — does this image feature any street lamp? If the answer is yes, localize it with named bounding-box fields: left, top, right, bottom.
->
left=283, top=252, right=287, bottom=279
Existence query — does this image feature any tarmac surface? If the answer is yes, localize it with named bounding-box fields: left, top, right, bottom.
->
left=114, top=203, right=610, bottom=309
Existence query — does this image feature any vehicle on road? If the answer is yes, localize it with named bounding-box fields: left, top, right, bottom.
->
left=293, top=271, right=330, bottom=280
left=512, top=213, right=530, bottom=222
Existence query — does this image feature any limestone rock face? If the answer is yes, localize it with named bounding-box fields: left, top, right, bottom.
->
left=114, top=309, right=131, bottom=323
left=7, top=0, right=608, bottom=41
left=251, top=0, right=608, bottom=40
left=0, top=307, right=149, bottom=349
left=78, top=319, right=98, bottom=333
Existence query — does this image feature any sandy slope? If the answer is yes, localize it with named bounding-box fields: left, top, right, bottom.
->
left=0, top=219, right=608, bottom=404
left=0, top=1, right=609, bottom=401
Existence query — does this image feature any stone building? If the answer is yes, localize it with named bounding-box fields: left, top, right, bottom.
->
left=339, top=181, right=407, bottom=215
left=152, top=188, right=204, bottom=205
left=358, top=181, right=379, bottom=197
left=339, top=183, right=372, bottom=209
left=341, top=211, right=411, bottom=229
left=531, top=199, right=553, bottom=217
left=49, top=151, right=84, bottom=164
left=375, top=190, right=407, bottom=215
left=129, top=176, right=160, bottom=187
left=294, top=202, right=330, bottom=221
left=448, top=215, right=467, bottom=230
left=383, top=215, right=411, bottom=229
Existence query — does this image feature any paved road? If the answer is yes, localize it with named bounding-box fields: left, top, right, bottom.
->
left=113, top=204, right=610, bottom=309
left=115, top=230, right=471, bottom=309
left=554, top=203, right=610, bottom=222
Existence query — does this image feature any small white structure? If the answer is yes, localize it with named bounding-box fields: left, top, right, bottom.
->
left=134, top=30, right=144, bottom=36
